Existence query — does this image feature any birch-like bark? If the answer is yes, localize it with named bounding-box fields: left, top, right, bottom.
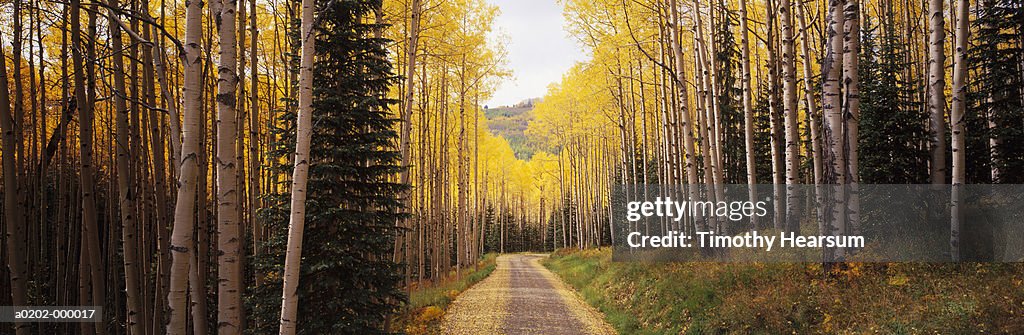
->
left=106, top=2, right=144, bottom=333
left=950, top=0, right=969, bottom=262
left=278, top=0, right=315, bottom=330
left=166, top=0, right=205, bottom=331
left=928, top=0, right=947, bottom=184
left=216, top=0, right=243, bottom=331
left=0, top=31, right=29, bottom=335
left=739, top=0, right=758, bottom=230
left=798, top=2, right=825, bottom=234
left=780, top=0, right=801, bottom=232
left=78, top=6, right=108, bottom=335
left=668, top=0, right=701, bottom=231
left=843, top=0, right=861, bottom=236
left=823, top=0, right=847, bottom=258
left=766, top=2, right=785, bottom=229
left=397, top=0, right=422, bottom=265
left=248, top=0, right=261, bottom=284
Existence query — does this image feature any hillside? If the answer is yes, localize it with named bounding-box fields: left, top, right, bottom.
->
left=484, top=98, right=539, bottom=160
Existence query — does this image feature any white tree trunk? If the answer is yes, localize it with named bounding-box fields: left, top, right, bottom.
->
left=279, top=0, right=315, bottom=331
left=928, top=0, right=947, bottom=184
left=843, top=0, right=861, bottom=236
left=668, top=0, right=701, bottom=231
left=166, top=0, right=205, bottom=331
left=216, top=0, right=243, bottom=331
left=106, top=2, right=144, bottom=333
left=798, top=2, right=825, bottom=234
left=950, top=0, right=969, bottom=262
left=739, top=0, right=758, bottom=230
left=823, top=0, right=847, bottom=257
left=780, top=0, right=801, bottom=232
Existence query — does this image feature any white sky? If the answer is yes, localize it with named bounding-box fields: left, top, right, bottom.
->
left=485, top=0, right=587, bottom=108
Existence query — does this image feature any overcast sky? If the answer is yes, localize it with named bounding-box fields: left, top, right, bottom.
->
left=485, top=0, right=587, bottom=108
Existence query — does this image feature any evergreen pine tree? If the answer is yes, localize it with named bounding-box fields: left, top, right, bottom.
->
left=484, top=204, right=499, bottom=252
left=714, top=4, right=745, bottom=184
left=969, top=0, right=1024, bottom=183
left=249, top=0, right=406, bottom=333
left=752, top=82, right=775, bottom=184
left=858, top=18, right=930, bottom=184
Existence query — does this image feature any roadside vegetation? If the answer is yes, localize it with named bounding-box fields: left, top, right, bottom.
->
left=390, top=254, right=498, bottom=334
left=545, top=248, right=1024, bottom=334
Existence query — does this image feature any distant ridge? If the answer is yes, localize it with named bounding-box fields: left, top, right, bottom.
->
left=484, top=98, right=540, bottom=160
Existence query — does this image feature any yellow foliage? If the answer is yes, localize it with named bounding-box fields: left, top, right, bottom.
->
left=404, top=323, right=427, bottom=335
left=417, top=306, right=444, bottom=323
left=888, top=274, right=909, bottom=286
left=843, top=262, right=865, bottom=279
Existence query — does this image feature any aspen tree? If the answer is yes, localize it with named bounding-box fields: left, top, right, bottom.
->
left=668, top=0, right=701, bottom=231
left=928, top=0, right=947, bottom=184
left=278, top=0, right=315, bottom=329
left=780, top=0, right=801, bottom=232
left=399, top=0, right=422, bottom=269
left=248, top=0, right=261, bottom=277
left=0, top=31, right=29, bottom=335
left=798, top=2, right=825, bottom=234
left=106, top=1, right=144, bottom=332
left=824, top=0, right=847, bottom=253
left=216, top=0, right=243, bottom=330
left=78, top=6, right=108, bottom=334
left=843, top=0, right=861, bottom=235
left=739, top=0, right=758, bottom=229
left=950, top=0, right=969, bottom=261
left=166, top=0, right=206, bottom=330
left=766, top=0, right=785, bottom=229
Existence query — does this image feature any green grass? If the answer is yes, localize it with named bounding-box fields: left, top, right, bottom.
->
left=544, top=248, right=1024, bottom=334
left=391, top=254, right=498, bottom=334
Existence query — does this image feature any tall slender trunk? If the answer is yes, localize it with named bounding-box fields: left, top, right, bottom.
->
left=79, top=6, right=108, bottom=334
left=739, top=0, right=758, bottom=230
left=780, top=0, right=801, bottom=232
left=215, top=0, right=243, bottom=331
left=154, top=44, right=182, bottom=172
left=798, top=2, right=825, bottom=234
left=166, top=0, right=206, bottom=330
left=843, top=0, right=861, bottom=236
left=668, top=0, right=701, bottom=231
left=0, top=31, right=30, bottom=335
left=34, top=0, right=48, bottom=281
left=141, top=6, right=168, bottom=330
left=766, top=2, right=785, bottom=230
left=248, top=0, right=261, bottom=287
left=928, top=0, right=947, bottom=184
left=823, top=0, right=847, bottom=258
left=949, top=0, right=969, bottom=262
left=278, top=0, right=315, bottom=330
left=106, top=1, right=144, bottom=332
left=397, top=0, right=422, bottom=270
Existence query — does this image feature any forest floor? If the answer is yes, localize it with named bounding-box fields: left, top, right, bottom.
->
left=441, top=254, right=617, bottom=335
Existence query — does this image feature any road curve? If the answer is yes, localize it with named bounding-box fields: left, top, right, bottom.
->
left=441, top=254, right=616, bottom=335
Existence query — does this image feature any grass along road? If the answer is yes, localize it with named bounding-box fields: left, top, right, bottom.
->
left=441, top=254, right=616, bottom=335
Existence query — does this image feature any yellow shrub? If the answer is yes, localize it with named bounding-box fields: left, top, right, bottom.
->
left=417, top=306, right=444, bottom=323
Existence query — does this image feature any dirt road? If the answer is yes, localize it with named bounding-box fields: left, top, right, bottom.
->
left=441, top=254, right=616, bottom=335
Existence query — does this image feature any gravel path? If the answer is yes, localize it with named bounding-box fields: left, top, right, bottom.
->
left=442, top=254, right=616, bottom=335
